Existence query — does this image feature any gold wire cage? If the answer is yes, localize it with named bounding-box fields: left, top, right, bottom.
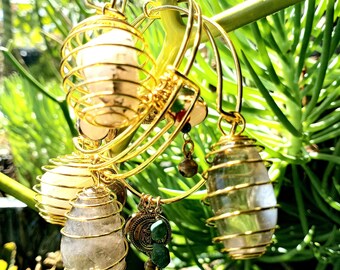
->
left=200, top=16, right=278, bottom=259
left=204, top=133, right=278, bottom=259
left=60, top=2, right=157, bottom=130
left=61, top=185, right=128, bottom=270
left=34, top=153, right=96, bottom=225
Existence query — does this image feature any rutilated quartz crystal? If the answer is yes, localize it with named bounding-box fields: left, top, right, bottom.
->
left=206, top=136, right=277, bottom=259
left=61, top=186, right=126, bottom=270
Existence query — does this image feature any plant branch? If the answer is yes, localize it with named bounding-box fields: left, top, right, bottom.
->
left=212, top=0, right=305, bottom=34
left=156, top=0, right=305, bottom=75
left=0, top=172, right=37, bottom=211
left=242, top=51, right=302, bottom=138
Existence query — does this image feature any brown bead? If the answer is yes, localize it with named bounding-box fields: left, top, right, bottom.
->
left=178, top=158, right=198, bottom=178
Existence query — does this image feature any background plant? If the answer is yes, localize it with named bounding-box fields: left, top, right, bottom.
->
left=0, top=0, right=339, bottom=269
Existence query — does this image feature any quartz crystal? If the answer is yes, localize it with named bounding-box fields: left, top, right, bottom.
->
left=76, top=28, right=139, bottom=128
left=61, top=186, right=126, bottom=270
left=207, top=142, right=277, bottom=257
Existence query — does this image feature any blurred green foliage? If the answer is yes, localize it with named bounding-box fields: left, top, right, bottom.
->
left=0, top=0, right=339, bottom=269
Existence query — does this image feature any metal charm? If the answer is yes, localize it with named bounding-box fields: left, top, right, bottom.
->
left=125, top=195, right=171, bottom=269
left=125, top=196, right=171, bottom=256
left=178, top=134, right=198, bottom=178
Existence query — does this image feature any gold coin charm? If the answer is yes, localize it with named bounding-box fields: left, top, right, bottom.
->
left=125, top=212, right=171, bottom=255
left=125, top=196, right=172, bottom=269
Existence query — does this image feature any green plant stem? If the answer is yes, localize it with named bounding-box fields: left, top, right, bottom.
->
left=322, top=139, right=340, bottom=189
left=211, top=0, right=305, bottom=34
left=260, top=227, right=314, bottom=263
left=302, top=164, right=340, bottom=213
left=291, top=3, right=302, bottom=52
left=292, top=165, right=309, bottom=234
left=296, top=0, right=315, bottom=78
left=0, top=172, right=37, bottom=211
left=156, top=0, right=305, bottom=75
left=242, top=51, right=302, bottom=138
left=303, top=0, right=334, bottom=119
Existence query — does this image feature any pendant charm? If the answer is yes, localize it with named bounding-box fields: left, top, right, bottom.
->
left=205, top=134, right=278, bottom=259
left=125, top=196, right=171, bottom=269
left=178, top=134, right=198, bottom=178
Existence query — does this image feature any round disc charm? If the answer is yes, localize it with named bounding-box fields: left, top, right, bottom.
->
left=125, top=213, right=171, bottom=255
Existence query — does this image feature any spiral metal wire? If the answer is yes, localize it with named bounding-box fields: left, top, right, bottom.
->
left=61, top=0, right=205, bottom=186
left=61, top=185, right=128, bottom=270
left=204, top=133, right=278, bottom=259
left=34, top=153, right=95, bottom=225
left=60, top=6, right=156, bottom=129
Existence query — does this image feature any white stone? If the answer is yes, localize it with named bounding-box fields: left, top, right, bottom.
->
left=76, top=28, right=139, bottom=127
left=40, top=166, right=94, bottom=217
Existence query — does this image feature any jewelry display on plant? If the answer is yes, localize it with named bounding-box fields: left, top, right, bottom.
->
left=33, top=0, right=278, bottom=268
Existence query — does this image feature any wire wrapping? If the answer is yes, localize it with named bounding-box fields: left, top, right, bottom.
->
left=60, top=9, right=156, bottom=129
left=204, top=135, right=278, bottom=259
left=34, top=153, right=95, bottom=225
left=61, top=185, right=128, bottom=270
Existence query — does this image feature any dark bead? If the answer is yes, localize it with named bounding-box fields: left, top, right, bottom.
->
left=151, top=220, right=168, bottom=241
left=181, top=122, right=191, bottom=133
left=151, top=243, right=170, bottom=269
left=178, top=158, right=198, bottom=178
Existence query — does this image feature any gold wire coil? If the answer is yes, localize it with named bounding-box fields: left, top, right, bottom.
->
left=204, top=135, right=278, bottom=259
left=73, top=67, right=201, bottom=175
left=60, top=12, right=156, bottom=129
left=61, top=185, right=128, bottom=270
left=34, top=154, right=95, bottom=226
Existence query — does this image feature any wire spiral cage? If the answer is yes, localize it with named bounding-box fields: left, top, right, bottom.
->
left=34, top=153, right=95, bottom=226
left=204, top=133, right=278, bottom=259
left=61, top=185, right=128, bottom=270
left=60, top=4, right=157, bottom=129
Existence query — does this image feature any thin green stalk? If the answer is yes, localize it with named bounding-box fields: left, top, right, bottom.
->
left=310, top=126, right=340, bottom=144
left=297, top=0, right=315, bottom=77
left=244, top=260, right=251, bottom=270
left=292, top=165, right=309, bottom=234
left=305, top=84, right=340, bottom=126
left=242, top=51, right=302, bottom=138
left=1, top=47, right=78, bottom=137
left=60, top=100, right=78, bottom=137
left=303, top=0, right=334, bottom=119
left=292, top=3, right=302, bottom=52
left=309, top=152, right=340, bottom=165
left=251, top=23, right=281, bottom=86
left=44, top=0, right=70, bottom=37
left=307, top=110, right=340, bottom=133
left=181, top=232, right=205, bottom=270
left=1, top=47, right=59, bottom=103
left=272, top=12, right=286, bottom=41
left=33, top=0, right=61, bottom=80
left=0, top=172, right=37, bottom=211
left=302, top=164, right=340, bottom=212
left=322, top=139, right=340, bottom=189
left=259, top=227, right=314, bottom=263
left=330, top=18, right=340, bottom=55
left=310, top=184, right=340, bottom=224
